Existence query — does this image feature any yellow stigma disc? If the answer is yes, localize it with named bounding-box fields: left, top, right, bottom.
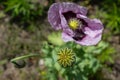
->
left=68, top=18, right=80, bottom=30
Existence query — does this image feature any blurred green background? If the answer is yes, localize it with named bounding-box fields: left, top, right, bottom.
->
left=0, top=0, right=120, bottom=80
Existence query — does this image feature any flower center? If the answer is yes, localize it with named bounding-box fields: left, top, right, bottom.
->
left=57, top=48, right=75, bottom=67
left=68, top=18, right=81, bottom=30
left=73, top=29, right=85, bottom=41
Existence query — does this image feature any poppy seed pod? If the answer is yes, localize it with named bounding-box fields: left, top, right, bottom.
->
left=57, top=48, right=75, bottom=67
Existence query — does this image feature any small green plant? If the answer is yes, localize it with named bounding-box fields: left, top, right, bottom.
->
left=97, top=0, right=120, bottom=35
left=3, top=0, right=46, bottom=24
left=105, top=3, right=120, bottom=34
left=40, top=32, right=115, bottom=80
left=41, top=41, right=100, bottom=80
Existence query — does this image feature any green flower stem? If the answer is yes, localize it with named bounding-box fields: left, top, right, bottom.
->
left=11, top=54, right=40, bottom=63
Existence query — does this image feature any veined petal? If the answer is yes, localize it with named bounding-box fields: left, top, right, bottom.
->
left=77, top=14, right=103, bottom=37
left=62, top=32, right=73, bottom=42
left=60, top=2, right=87, bottom=15
left=75, top=33, right=102, bottom=46
left=48, top=3, right=62, bottom=30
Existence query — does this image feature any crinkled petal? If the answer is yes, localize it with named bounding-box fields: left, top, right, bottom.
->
left=75, top=33, right=102, bottom=46
left=84, top=27, right=101, bottom=38
left=62, top=28, right=74, bottom=36
left=62, top=32, right=73, bottom=42
left=62, top=28, right=74, bottom=42
left=48, top=3, right=62, bottom=30
left=77, top=14, right=103, bottom=30
left=59, top=12, right=68, bottom=29
left=77, top=14, right=103, bottom=37
left=60, top=2, right=87, bottom=15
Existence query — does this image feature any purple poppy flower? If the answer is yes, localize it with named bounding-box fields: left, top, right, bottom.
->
left=48, top=2, right=103, bottom=46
